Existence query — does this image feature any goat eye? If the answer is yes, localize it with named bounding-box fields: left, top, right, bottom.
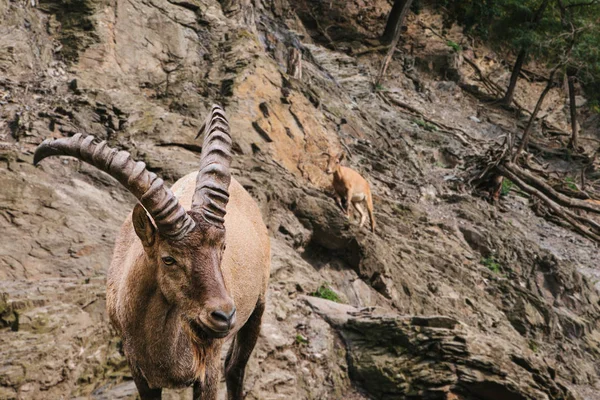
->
left=162, top=256, right=176, bottom=266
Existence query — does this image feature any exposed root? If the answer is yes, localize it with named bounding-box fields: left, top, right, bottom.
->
left=466, top=138, right=600, bottom=244
left=497, top=165, right=600, bottom=242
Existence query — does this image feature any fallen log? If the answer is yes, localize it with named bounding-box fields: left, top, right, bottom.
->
left=504, top=162, right=600, bottom=215
left=497, top=165, right=600, bottom=242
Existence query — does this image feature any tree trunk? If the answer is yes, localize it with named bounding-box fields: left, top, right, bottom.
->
left=381, top=0, right=411, bottom=43
left=513, top=68, right=558, bottom=162
left=567, top=70, right=579, bottom=150
left=502, top=49, right=527, bottom=106
left=502, top=0, right=550, bottom=106
left=376, top=0, right=414, bottom=87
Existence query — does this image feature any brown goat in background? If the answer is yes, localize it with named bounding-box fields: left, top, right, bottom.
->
left=324, top=151, right=376, bottom=232
left=34, top=106, right=271, bottom=400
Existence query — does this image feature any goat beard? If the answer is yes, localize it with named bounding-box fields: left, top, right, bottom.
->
left=182, top=322, right=222, bottom=383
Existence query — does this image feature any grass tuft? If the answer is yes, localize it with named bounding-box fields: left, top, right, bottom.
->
left=564, top=176, right=578, bottom=191
left=501, top=178, right=514, bottom=196
left=481, top=256, right=502, bottom=274
left=310, top=283, right=342, bottom=303
left=528, top=340, right=539, bottom=353
left=446, top=40, right=461, bottom=52
left=295, top=334, right=309, bottom=345
left=413, top=118, right=438, bottom=132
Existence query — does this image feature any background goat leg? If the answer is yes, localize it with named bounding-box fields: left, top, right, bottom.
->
left=131, top=370, right=162, bottom=400
left=353, top=201, right=367, bottom=228
left=334, top=193, right=347, bottom=213
left=225, top=301, right=265, bottom=400
left=345, top=188, right=354, bottom=219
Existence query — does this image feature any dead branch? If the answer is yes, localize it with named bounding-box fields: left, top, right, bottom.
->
left=353, top=46, right=390, bottom=56
left=504, top=162, right=600, bottom=213
left=526, top=141, right=590, bottom=162
left=520, top=67, right=551, bottom=82
left=465, top=136, right=600, bottom=242
left=380, top=93, right=475, bottom=147
left=497, top=165, right=600, bottom=242
left=376, top=0, right=413, bottom=86
left=462, top=57, right=504, bottom=95
left=309, top=9, right=337, bottom=50
left=513, top=67, right=559, bottom=162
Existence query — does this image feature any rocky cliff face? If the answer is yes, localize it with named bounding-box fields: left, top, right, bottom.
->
left=1, top=0, right=599, bottom=399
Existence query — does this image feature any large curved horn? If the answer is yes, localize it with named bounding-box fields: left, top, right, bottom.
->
left=34, top=134, right=195, bottom=240
left=192, top=105, right=232, bottom=227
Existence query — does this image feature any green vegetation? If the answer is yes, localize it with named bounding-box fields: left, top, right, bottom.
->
left=413, top=118, right=438, bottom=132
left=589, top=100, right=600, bottom=115
left=501, top=178, right=514, bottom=196
left=310, top=283, right=343, bottom=303
left=374, top=83, right=386, bottom=92
left=481, top=256, right=502, bottom=274
left=439, top=0, right=600, bottom=106
left=295, top=334, right=309, bottom=345
left=528, top=340, right=539, bottom=353
left=446, top=40, right=461, bottom=52
left=564, top=177, right=578, bottom=191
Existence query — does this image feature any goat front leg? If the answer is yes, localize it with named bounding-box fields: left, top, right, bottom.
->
left=225, top=300, right=265, bottom=400
left=353, top=201, right=367, bottom=228
left=131, top=367, right=161, bottom=400
left=334, top=193, right=346, bottom=213
left=345, top=188, right=354, bottom=220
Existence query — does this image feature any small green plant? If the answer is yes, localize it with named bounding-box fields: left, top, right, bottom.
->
left=310, top=283, right=342, bottom=303
left=295, top=334, right=309, bottom=345
left=501, top=178, right=514, bottom=196
left=528, top=340, right=539, bottom=353
left=589, top=100, right=600, bottom=114
left=481, top=256, right=501, bottom=274
left=564, top=176, right=578, bottom=191
left=412, top=118, right=438, bottom=132
left=374, top=83, right=385, bottom=92
left=392, top=203, right=411, bottom=217
left=446, top=40, right=461, bottom=52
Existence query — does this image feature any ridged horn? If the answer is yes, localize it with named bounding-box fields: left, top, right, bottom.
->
left=192, top=105, right=232, bottom=227
left=34, top=133, right=195, bottom=240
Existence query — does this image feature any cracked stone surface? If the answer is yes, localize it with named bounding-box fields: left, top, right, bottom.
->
left=1, top=0, right=599, bottom=399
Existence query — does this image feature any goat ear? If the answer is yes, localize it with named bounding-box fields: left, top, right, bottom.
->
left=133, top=203, right=157, bottom=247
left=338, top=152, right=346, bottom=161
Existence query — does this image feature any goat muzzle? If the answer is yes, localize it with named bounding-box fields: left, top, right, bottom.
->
left=189, top=304, right=236, bottom=340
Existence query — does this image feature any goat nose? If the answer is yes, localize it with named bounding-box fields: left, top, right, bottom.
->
left=208, top=306, right=236, bottom=331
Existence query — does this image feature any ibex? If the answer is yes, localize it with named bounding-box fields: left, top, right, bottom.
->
left=324, top=151, right=376, bottom=232
left=33, top=106, right=270, bottom=400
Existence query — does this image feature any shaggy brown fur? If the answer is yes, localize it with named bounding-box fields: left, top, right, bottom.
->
left=34, top=106, right=270, bottom=400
